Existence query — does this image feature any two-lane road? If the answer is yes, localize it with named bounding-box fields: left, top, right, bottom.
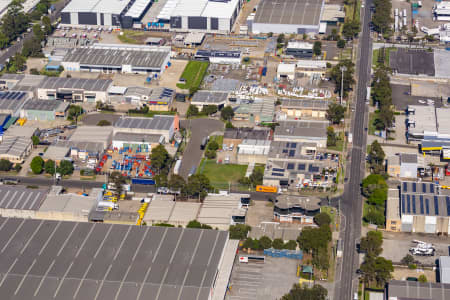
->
left=335, top=0, right=373, bottom=299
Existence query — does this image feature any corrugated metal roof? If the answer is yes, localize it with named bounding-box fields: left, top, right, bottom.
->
left=114, top=115, right=174, bottom=131
left=0, top=185, right=46, bottom=210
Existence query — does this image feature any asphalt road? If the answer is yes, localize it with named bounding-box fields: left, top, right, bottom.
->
left=0, top=0, right=68, bottom=65
left=179, top=118, right=224, bottom=179
left=335, top=1, right=373, bottom=299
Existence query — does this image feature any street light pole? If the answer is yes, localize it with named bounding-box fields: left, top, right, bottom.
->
left=340, top=66, right=347, bottom=105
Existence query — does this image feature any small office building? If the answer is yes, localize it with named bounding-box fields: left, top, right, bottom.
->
left=195, top=49, right=242, bottom=64
left=274, top=120, right=328, bottom=148
left=37, top=77, right=112, bottom=103
left=285, top=42, right=314, bottom=58
left=114, top=115, right=179, bottom=141
left=280, top=99, right=329, bottom=119
left=191, top=91, right=229, bottom=110
left=273, top=195, right=321, bottom=224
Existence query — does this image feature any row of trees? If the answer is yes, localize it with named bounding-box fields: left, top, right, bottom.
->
left=362, top=173, right=388, bottom=225
left=330, top=59, right=356, bottom=99
left=281, top=284, right=327, bottom=300
left=359, top=231, right=394, bottom=287
left=238, top=167, right=264, bottom=187
left=30, top=156, right=74, bottom=176
left=0, top=159, right=21, bottom=172
left=372, top=0, right=393, bottom=36
left=367, top=140, right=385, bottom=174
left=205, top=139, right=220, bottom=159
left=186, top=104, right=235, bottom=121
left=243, top=236, right=297, bottom=251
left=371, top=66, right=395, bottom=135
left=297, top=213, right=332, bottom=272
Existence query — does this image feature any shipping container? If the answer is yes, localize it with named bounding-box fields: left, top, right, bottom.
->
left=256, top=185, right=278, bottom=193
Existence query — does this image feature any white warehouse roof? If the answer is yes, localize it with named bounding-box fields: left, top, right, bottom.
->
left=62, top=0, right=130, bottom=14
left=158, top=0, right=239, bottom=19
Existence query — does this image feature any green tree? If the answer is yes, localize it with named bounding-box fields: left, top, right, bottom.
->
left=229, top=224, right=251, bottom=240
left=281, top=284, right=327, bottom=300
left=372, top=0, right=393, bottom=35
left=67, top=105, right=83, bottom=121
left=327, top=126, right=337, bottom=147
left=31, top=135, right=40, bottom=146
left=277, top=34, right=285, bottom=44
left=243, top=237, right=254, bottom=249
left=367, top=188, right=387, bottom=206
left=186, top=104, right=199, bottom=118
left=201, top=105, right=218, bottom=116
left=361, top=174, right=388, bottom=198
left=259, top=236, right=272, bottom=249
left=7, top=53, right=26, bottom=73
left=32, top=24, right=44, bottom=41
left=207, top=140, right=219, bottom=151
left=0, top=32, right=8, bottom=49
left=297, top=225, right=331, bottom=253
left=342, top=20, right=361, bottom=39
left=109, top=171, right=127, bottom=196
left=249, top=167, right=264, bottom=186
left=97, top=120, right=111, bottom=126
left=361, top=256, right=393, bottom=287
left=186, top=220, right=212, bottom=229
left=168, top=175, right=186, bottom=191
left=220, top=106, right=234, bottom=121
left=1, top=1, right=29, bottom=42
left=312, top=247, right=330, bottom=270
left=151, top=144, right=170, bottom=174
left=330, top=59, right=355, bottom=98
left=284, top=240, right=297, bottom=250
left=418, top=275, right=427, bottom=283
left=337, top=39, right=346, bottom=48
left=22, top=37, right=42, bottom=57
left=44, top=159, right=55, bottom=175
left=364, top=209, right=385, bottom=226
left=154, top=173, right=168, bottom=187
left=13, top=163, right=21, bottom=172
left=360, top=231, right=383, bottom=257
left=368, top=140, right=385, bottom=166
left=314, top=212, right=332, bottom=227
left=225, top=121, right=234, bottom=129
left=184, top=174, right=212, bottom=200
left=326, top=103, right=346, bottom=124
left=313, top=41, right=322, bottom=56
left=272, top=238, right=284, bottom=249
left=30, top=156, right=44, bottom=174
left=57, top=160, right=74, bottom=176
left=42, top=15, right=52, bottom=35
left=0, top=159, right=12, bottom=171
left=205, top=149, right=216, bottom=159
left=401, top=254, right=415, bottom=266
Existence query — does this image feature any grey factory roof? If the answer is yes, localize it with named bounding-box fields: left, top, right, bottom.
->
left=69, top=126, right=113, bottom=145
left=254, top=0, right=323, bottom=26
left=274, top=120, right=328, bottom=139
left=0, top=186, right=47, bottom=210
left=39, top=193, right=96, bottom=214
left=401, top=153, right=418, bottom=164
left=62, top=0, right=130, bottom=14
left=0, top=74, right=46, bottom=92
left=224, top=127, right=271, bottom=140
left=280, top=99, right=329, bottom=110
left=400, top=181, right=450, bottom=217
left=63, top=47, right=170, bottom=69
left=0, top=91, right=29, bottom=112
left=387, top=280, right=450, bottom=300
left=265, top=160, right=325, bottom=180
left=56, top=140, right=106, bottom=154
left=115, top=116, right=174, bottom=131
left=191, top=91, right=229, bottom=104
left=249, top=222, right=301, bottom=240
left=23, top=100, right=69, bottom=112
left=0, top=217, right=228, bottom=300
left=40, top=77, right=112, bottom=91
left=0, top=136, right=31, bottom=157
left=113, top=132, right=164, bottom=144
left=42, top=145, right=70, bottom=161
left=275, top=195, right=321, bottom=210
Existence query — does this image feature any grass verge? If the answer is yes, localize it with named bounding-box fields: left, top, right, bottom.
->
left=176, top=61, right=209, bottom=91
left=198, top=159, right=247, bottom=190
left=117, top=30, right=145, bottom=44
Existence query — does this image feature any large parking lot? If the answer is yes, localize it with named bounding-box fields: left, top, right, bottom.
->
left=226, top=256, right=299, bottom=300
left=381, top=231, right=450, bottom=265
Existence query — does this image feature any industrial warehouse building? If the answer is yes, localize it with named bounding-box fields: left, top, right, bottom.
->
left=0, top=136, right=33, bottom=163
left=280, top=99, right=329, bottom=119
left=62, top=44, right=171, bottom=75
left=20, top=100, right=69, bottom=121
left=386, top=181, right=450, bottom=234
left=109, top=86, right=175, bottom=111
left=274, top=195, right=321, bottom=224
left=0, top=186, right=47, bottom=218
left=0, top=216, right=238, bottom=300
left=158, top=0, right=243, bottom=34
left=0, top=91, right=30, bottom=116
left=252, top=0, right=324, bottom=34
left=112, top=132, right=164, bottom=150
left=114, top=115, right=179, bottom=141
left=386, top=281, right=450, bottom=300
left=195, top=50, right=242, bottom=64
left=285, top=42, right=314, bottom=58
left=191, top=91, right=229, bottom=110
left=61, top=0, right=152, bottom=28
left=37, top=77, right=112, bottom=103
left=274, top=120, right=328, bottom=147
